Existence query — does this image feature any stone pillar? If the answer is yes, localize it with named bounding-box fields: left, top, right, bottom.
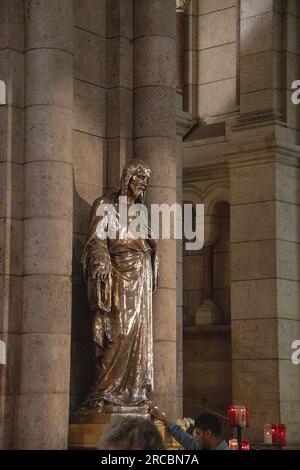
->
left=176, top=0, right=193, bottom=416
left=133, top=0, right=177, bottom=419
left=283, top=0, right=300, bottom=129
left=0, top=0, right=24, bottom=449
left=184, top=0, right=198, bottom=116
left=176, top=1, right=190, bottom=91
left=239, top=0, right=284, bottom=121
left=176, top=110, right=194, bottom=418
left=229, top=0, right=300, bottom=444
left=16, top=0, right=73, bottom=449
left=106, top=0, right=133, bottom=192
left=229, top=147, right=300, bottom=443
left=229, top=0, right=300, bottom=436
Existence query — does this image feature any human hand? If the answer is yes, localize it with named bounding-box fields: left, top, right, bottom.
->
left=149, top=404, right=168, bottom=425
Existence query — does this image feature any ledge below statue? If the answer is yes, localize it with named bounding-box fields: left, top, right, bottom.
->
left=69, top=408, right=182, bottom=450
left=70, top=404, right=149, bottom=425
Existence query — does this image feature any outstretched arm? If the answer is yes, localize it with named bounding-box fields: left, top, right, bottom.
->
left=149, top=405, right=200, bottom=451
left=166, top=423, right=200, bottom=451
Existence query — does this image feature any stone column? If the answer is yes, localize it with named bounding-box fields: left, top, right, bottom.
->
left=106, top=0, right=133, bottom=192
left=133, top=0, right=178, bottom=419
left=176, top=1, right=190, bottom=91
left=176, top=111, right=194, bottom=418
left=229, top=0, right=300, bottom=443
left=176, top=0, right=193, bottom=415
left=228, top=147, right=300, bottom=443
left=239, top=0, right=284, bottom=121
left=16, top=0, right=73, bottom=449
left=176, top=0, right=191, bottom=111
left=0, top=0, right=24, bottom=449
left=229, top=1, right=300, bottom=439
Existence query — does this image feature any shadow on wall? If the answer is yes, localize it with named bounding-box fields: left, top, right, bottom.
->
left=69, top=182, right=95, bottom=412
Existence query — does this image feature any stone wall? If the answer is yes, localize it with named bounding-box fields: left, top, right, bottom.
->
left=183, top=325, right=232, bottom=439
left=184, top=0, right=239, bottom=118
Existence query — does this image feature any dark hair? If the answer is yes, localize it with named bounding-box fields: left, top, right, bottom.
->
left=99, top=416, right=165, bottom=450
left=194, top=413, right=222, bottom=437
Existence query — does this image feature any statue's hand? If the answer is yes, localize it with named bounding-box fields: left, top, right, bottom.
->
left=100, top=272, right=110, bottom=282
left=99, top=263, right=111, bottom=282
left=91, top=259, right=111, bottom=282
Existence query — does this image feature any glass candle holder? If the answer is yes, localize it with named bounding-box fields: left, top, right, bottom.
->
left=264, top=423, right=273, bottom=445
left=229, top=439, right=238, bottom=450
left=271, top=424, right=278, bottom=444
left=278, top=424, right=286, bottom=446
left=228, top=406, right=237, bottom=427
left=237, top=405, right=248, bottom=428
left=241, top=438, right=250, bottom=450
left=227, top=404, right=249, bottom=428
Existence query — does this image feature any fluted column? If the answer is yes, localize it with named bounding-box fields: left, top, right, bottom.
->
left=133, top=0, right=178, bottom=418
left=16, top=0, right=73, bottom=449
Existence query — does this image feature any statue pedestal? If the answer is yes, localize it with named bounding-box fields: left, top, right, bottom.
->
left=70, top=404, right=149, bottom=425
left=69, top=406, right=182, bottom=450
left=195, top=299, right=223, bottom=325
left=69, top=423, right=107, bottom=449
left=68, top=422, right=182, bottom=450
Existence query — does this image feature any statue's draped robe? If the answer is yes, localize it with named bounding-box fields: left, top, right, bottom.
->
left=81, top=195, right=158, bottom=408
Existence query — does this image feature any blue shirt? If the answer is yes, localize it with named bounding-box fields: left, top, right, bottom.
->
left=167, top=423, right=230, bottom=450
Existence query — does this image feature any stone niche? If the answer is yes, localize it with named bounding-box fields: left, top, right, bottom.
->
left=183, top=199, right=232, bottom=437
left=184, top=200, right=231, bottom=327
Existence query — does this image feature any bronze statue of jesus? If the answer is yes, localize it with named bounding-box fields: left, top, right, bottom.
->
left=80, top=160, right=158, bottom=410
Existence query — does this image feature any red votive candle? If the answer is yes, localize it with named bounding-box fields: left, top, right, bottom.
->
left=227, top=406, right=237, bottom=427
left=271, top=424, right=278, bottom=444
left=278, top=424, right=286, bottom=446
left=241, top=438, right=250, bottom=451
left=245, top=405, right=250, bottom=427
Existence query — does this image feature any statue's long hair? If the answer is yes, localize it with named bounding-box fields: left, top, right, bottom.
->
left=113, top=159, right=151, bottom=203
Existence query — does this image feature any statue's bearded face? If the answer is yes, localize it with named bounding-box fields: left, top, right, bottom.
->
left=128, top=172, right=149, bottom=200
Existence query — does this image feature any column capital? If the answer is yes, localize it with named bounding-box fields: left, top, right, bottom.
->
left=176, top=0, right=190, bottom=13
